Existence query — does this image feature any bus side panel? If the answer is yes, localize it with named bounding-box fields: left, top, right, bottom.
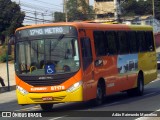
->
left=93, top=56, right=118, bottom=95
left=138, top=51, right=157, bottom=85
left=103, top=56, right=123, bottom=95
left=81, top=56, right=96, bottom=101
left=94, top=54, right=138, bottom=95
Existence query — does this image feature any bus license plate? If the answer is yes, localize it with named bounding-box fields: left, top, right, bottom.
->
left=42, top=97, right=53, bottom=101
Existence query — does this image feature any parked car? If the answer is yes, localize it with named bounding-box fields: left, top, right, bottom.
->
left=157, top=53, right=160, bottom=69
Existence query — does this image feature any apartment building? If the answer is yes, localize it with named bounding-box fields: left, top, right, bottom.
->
left=93, top=0, right=119, bottom=22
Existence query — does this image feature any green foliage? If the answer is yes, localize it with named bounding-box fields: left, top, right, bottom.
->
left=121, top=0, right=160, bottom=20
left=0, top=53, right=13, bottom=62
left=66, top=0, right=95, bottom=21
left=121, top=0, right=151, bottom=16
left=0, top=0, right=25, bottom=36
left=54, top=12, right=65, bottom=22
left=0, top=44, right=13, bottom=62
left=0, top=53, right=6, bottom=62
left=155, top=0, right=160, bottom=20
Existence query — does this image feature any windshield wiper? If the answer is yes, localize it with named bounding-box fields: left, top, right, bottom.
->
left=58, top=34, right=65, bottom=41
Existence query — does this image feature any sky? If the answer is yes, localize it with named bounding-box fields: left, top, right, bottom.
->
left=11, top=0, right=94, bottom=25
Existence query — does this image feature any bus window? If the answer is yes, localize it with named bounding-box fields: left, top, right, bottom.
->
left=128, top=31, right=138, bottom=53
left=105, top=31, right=117, bottom=55
left=16, top=42, right=31, bottom=74
left=137, top=31, right=148, bottom=52
left=145, top=31, right=155, bottom=52
left=93, top=31, right=106, bottom=56
left=81, top=37, right=92, bottom=70
left=117, top=31, right=129, bottom=54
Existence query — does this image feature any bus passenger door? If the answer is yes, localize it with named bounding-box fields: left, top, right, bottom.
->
left=80, top=37, right=95, bottom=101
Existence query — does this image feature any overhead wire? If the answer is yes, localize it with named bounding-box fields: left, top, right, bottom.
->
left=25, top=15, right=52, bottom=22
left=14, top=0, right=63, bottom=12
left=12, top=0, right=64, bottom=24
left=21, top=8, right=53, bottom=16
left=30, top=0, right=63, bottom=8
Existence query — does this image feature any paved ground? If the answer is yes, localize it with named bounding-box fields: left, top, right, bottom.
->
left=0, top=90, right=16, bottom=104
left=0, top=63, right=15, bottom=92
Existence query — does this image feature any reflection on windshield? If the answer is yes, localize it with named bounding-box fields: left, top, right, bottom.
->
left=15, top=38, right=80, bottom=75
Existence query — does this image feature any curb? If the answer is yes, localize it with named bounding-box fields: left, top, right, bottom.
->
left=0, top=85, right=16, bottom=93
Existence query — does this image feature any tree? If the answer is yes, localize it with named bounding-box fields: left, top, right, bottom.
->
left=121, top=0, right=160, bottom=20
left=155, top=0, right=160, bottom=20
left=66, top=0, right=95, bottom=22
left=54, top=12, right=65, bottom=22
left=0, top=0, right=25, bottom=37
left=121, top=0, right=151, bottom=16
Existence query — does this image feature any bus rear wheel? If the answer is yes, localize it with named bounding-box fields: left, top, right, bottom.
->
left=127, top=73, right=144, bottom=96
left=135, top=74, right=144, bottom=95
left=40, top=104, right=53, bottom=111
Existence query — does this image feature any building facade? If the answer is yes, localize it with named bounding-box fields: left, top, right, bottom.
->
left=93, top=0, right=120, bottom=22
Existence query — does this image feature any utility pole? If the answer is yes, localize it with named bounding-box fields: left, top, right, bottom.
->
left=19, top=0, right=20, bottom=5
left=42, top=13, right=44, bottom=24
left=63, top=0, right=65, bottom=13
left=114, top=0, right=118, bottom=21
left=34, top=11, right=37, bottom=24
left=64, top=0, right=68, bottom=22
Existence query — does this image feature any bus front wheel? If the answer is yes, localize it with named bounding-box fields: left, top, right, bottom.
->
left=40, top=104, right=53, bottom=111
left=95, top=82, right=104, bottom=105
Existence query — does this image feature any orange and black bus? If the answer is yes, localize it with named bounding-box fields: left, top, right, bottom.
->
left=14, top=22, right=157, bottom=110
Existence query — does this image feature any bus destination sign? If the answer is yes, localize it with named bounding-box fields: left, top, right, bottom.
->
left=29, top=27, right=65, bottom=36
left=16, top=26, right=77, bottom=38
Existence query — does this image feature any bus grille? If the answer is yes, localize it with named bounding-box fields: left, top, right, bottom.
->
left=17, top=73, right=75, bottom=86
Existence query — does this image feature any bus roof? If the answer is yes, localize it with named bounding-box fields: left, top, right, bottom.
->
left=16, top=22, right=153, bottom=32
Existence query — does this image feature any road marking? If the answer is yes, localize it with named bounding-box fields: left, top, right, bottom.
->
left=151, top=79, right=160, bottom=83
left=49, top=115, right=68, bottom=120
left=104, top=102, right=120, bottom=106
left=143, top=92, right=156, bottom=97
left=15, top=105, right=40, bottom=111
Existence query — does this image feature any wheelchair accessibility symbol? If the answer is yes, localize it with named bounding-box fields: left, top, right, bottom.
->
left=45, top=65, right=55, bottom=74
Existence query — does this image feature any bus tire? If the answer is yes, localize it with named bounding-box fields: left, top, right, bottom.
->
left=135, top=73, right=144, bottom=96
left=127, top=73, right=144, bottom=96
left=40, top=104, right=53, bottom=111
left=95, top=82, right=104, bottom=105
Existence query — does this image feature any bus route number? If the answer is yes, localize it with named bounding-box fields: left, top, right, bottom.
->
left=51, top=86, right=65, bottom=91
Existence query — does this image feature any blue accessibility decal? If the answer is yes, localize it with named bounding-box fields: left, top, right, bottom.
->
left=45, top=64, right=56, bottom=74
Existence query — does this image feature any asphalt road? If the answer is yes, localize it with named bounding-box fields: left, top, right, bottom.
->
left=1, top=72, right=160, bottom=120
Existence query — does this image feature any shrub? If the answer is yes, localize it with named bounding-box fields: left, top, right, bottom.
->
left=0, top=53, right=7, bottom=62
left=0, top=53, right=13, bottom=63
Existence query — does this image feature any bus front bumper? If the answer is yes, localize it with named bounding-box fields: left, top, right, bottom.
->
left=16, top=86, right=83, bottom=104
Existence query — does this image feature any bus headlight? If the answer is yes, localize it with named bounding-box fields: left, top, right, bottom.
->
left=67, top=81, right=82, bottom=92
left=17, top=86, right=28, bottom=95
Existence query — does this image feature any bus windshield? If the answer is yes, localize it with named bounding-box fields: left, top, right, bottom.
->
left=15, top=37, right=80, bottom=75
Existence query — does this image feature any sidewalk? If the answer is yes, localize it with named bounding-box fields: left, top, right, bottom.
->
left=0, top=63, right=16, bottom=93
